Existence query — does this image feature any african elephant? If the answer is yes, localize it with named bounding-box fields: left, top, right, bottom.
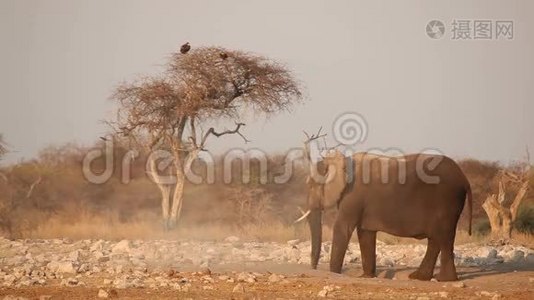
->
left=296, top=151, right=472, bottom=281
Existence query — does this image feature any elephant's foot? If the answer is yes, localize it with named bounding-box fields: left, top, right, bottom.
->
left=435, top=272, right=458, bottom=282
left=408, top=270, right=433, bottom=281
left=358, top=273, right=375, bottom=279
left=329, top=267, right=342, bottom=274
left=329, top=258, right=344, bottom=274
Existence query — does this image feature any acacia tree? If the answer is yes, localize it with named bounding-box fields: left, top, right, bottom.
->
left=111, top=46, right=302, bottom=229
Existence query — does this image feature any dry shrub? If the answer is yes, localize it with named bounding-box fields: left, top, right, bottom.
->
left=508, top=231, right=534, bottom=248
left=29, top=211, right=306, bottom=242
left=29, top=211, right=166, bottom=240
left=224, top=186, right=273, bottom=225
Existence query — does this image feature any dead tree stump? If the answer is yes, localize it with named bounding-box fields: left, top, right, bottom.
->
left=482, top=172, right=529, bottom=241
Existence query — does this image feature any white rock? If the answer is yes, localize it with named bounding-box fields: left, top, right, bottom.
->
left=60, top=277, right=79, bottom=287
left=47, top=261, right=76, bottom=274
left=504, top=250, right=524, bottom=263
left=317, top=289, right=328, bottom=297
left=237, top=272, right=256, bottom=283
left=67, top=250, right=80, bottom=262
left=2, top=296, right=29, bottom=300
left=249, top=253, right=266, bottom=262
left=224, top=236, right=240, bottom=243
left=111, top=240, right=131, bottom=254
left=179, top=283, right=191, bottom=292
left=486, top=249, right=498, bottom=259
left=286, top=248, right=301, bottom=262
left=99, top=258, right=111, bottom=266
left=268, top=273, right=282, bottom=283
left=232, top=283, right=245, bottom=293
left=318, top=285, right=338, bottom=297
left=287, top=239, right=300, bottom=247
left=77, top=264, right=89, bottom=273
left=477, top=291, right=501, bottom=298
left=90, top=240, right=105, bottom=252
left=3, top=274, right=17, bottom=286
left=378, top=257, right=395, bottom=267
left=453, top=282, right=466, bottom=288
left=218, top=275, right=230, bottom=281
left=97, top=289, right=109, bottom=298
left=201, top=275, right=214, bottom=284
left=113, top=278, right=130, bottom=289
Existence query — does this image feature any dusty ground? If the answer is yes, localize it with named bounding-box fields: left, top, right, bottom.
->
left=1, top=263, right=533, bottom=299
left=1, top=238, right=533, bottom=299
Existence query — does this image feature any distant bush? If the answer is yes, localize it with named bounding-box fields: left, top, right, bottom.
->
left=0, top=140, right=532, bottom=241
left=515, top=202, right=534, bottom=234
left=472, top=218, right=491, bottom=236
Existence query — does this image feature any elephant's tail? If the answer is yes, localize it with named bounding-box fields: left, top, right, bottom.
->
left=466, top=184, right=473, bottom=236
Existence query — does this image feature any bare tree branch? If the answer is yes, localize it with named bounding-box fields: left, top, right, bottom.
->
left=188, top=117, right=198, bottom=148
left=510, top=181, right=529, bottom=221
left=26, top=176, right=42, bottom=199
left=200, top=122, right=250, bottom=148
left=303, top=127, right=326, bottom=144
left=302, top=127, right=327, bottom=162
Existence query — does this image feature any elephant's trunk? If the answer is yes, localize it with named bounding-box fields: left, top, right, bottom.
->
left=308, top=209, right=322, bottom=269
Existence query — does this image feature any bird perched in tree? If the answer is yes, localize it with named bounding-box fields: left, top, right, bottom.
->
left=180, top=42, right=191, bottom=54
left=219, top=52, right=228, bottom=60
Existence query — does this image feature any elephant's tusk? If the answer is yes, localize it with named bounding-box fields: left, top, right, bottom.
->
left=294, top=209, right=311, bottom=223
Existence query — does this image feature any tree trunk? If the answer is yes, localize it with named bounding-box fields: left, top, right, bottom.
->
left=482, top=195, right=502, bottom=239
left=168, top=151, right=198, bottom=229
left=482, top=179, right=529, bottom=241
left=148, top=158, right=172, bottom=230
left=168, top=169, right=185, bottom=229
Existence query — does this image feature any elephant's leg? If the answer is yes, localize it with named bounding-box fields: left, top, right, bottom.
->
left=436, top=239, right=458, bottom=281
left=330, top=216, right=357, bottom=273
left=409, top=238, right=440, bottom=281
left=357, top=228, right=377, bottom=278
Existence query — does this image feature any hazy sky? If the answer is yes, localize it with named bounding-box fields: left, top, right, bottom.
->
left=1, top=0, right=533, bottom=163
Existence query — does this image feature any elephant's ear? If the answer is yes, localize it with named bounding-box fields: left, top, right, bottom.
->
left=322, top=153, right=348, bottom=209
